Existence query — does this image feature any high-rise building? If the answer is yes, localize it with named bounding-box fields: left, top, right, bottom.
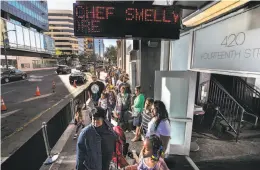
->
left=84, top=38, right=94, bottom=57
left=45, top=10, right=78, bottom=55
left=78, top=38, right=84, bottom=55
left=1, top=0, right=56, bottom=71
left=1, top=0, right=49, bottom=31
left=94, top=39, right=105, bottom=58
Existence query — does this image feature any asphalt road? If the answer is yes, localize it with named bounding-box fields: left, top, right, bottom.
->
left=1, top=69, right=90, bottom=140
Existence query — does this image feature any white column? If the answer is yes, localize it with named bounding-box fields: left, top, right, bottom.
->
left=160, top=40, right=170, bottom=71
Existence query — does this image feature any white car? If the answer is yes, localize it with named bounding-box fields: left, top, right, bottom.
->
left=1, top=65, right=16, bottom=69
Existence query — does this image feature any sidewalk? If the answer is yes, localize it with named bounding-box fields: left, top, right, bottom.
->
left=40, top=123, right=260, bottom=170
left=40, top=71, right=260, bottom=170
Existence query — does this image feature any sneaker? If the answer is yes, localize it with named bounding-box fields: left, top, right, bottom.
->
left=125, top=130, right=129, bottom=133
left=73, top=134, right=78, bottom=139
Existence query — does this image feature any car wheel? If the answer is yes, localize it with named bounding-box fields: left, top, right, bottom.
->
left=4, top=78, right=9, bottom=83
left=22, top=75, right=26, bottom=80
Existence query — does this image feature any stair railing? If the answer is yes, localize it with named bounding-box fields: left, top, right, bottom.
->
left=232, top=77, right=260, bottom=116
left=208, top=77, right=258, bottom=141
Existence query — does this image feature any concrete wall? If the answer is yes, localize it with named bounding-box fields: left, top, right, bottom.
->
left=17, top=56, right=42, bottom=71
left=140, top=40, right=161, bottom=98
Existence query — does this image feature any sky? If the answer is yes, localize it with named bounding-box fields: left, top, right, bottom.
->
left=47, top=0, right=117, bottom=48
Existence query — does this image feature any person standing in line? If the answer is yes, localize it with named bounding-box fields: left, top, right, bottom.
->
left=131, top=86, right=145, bottom=142
left=141, top=98, right=154, bottom=137
left=98, top=92, right=108, bottom=112
left=106, top=85, right=117, bottom=122
left=116, top=74, right=124, bottom=93
left=146, top=100, right=171, bottom=154
left=119, top=75, right=131, bottom=94
left=74, top=107, right=85, bottom=139
left=106, top=77, right=114, bottom=90
left=87, top=75, right=105, bottom=106
left=124, top=135, right=170, bottom=170
left=76, top=107, right=117, bottom=170
left=116, top=86, right=131, bottom=130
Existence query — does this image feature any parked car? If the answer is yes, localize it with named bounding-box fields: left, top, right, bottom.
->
left=69, top=72, right=87, bottom=85
left=79, top=64, right=90, bottom=72
left=1, top=69, right=27, bottom=83
left=0, top=65, right=16, bottom=69
left=56, top=65, right=71, bottom=74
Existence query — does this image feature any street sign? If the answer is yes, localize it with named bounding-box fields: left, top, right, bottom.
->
left=73, top=1, right=180, bottom=39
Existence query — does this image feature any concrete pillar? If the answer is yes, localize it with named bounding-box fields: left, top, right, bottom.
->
left=160, top=40, right=170, bottom=71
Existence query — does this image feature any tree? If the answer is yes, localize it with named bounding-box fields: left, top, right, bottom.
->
left=104, top=45, right=117, bottom=64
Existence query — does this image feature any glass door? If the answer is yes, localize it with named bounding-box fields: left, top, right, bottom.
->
left=154, top=71, right=197, bottom=156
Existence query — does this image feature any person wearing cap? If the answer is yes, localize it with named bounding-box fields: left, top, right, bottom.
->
left=76, top=107, right=118, bottom=170
left=87, top=74, right=105, bottom=106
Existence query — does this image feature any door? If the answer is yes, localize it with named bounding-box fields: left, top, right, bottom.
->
left=9, top=70, right=18, bottom=81
left=154, top=71, right=197, bottom=156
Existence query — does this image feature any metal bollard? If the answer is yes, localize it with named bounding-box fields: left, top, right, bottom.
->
left=42, top=122, right=59, bottom=165
left=70, top=98, right=75, bottom=124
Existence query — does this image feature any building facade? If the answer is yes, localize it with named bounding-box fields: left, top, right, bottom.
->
left=1, top=0, right=49, bottom=31
left=78, top=38, right=84, bottom=55
left=1, top=0, right=56, bottom=71
left=84, top=38, right=94, bottom=58
left=45, top=10, right=78, bottom=55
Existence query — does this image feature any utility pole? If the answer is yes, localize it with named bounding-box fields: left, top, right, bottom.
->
left=2, top=32, right=8, bottom=69
left=99, top=39, right=101, bottom=59
left=2, top=30, right=16, bottom=70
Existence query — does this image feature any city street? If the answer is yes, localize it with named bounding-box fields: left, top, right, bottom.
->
left=1, top=69, right=91, bottom=140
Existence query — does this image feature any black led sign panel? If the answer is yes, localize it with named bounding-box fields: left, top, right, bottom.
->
left=73, top=2, right=180, bottom=39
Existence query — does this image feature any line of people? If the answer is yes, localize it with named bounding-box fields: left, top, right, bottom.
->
left=75, top=66, right=172, bottom=170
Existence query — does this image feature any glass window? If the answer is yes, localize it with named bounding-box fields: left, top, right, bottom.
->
left=23, top=27, right=30, bottom=48
left=6, top=21, right=17, bottom=48
left=40, top=34, right=44, bottom=51
left=43, top=35, right=48, bottom=50
left=29, top=30, right=36, bottom=49
left=15, top=69, right=22, bottom=73
left=35, top=32, right=41, bottom=50
left=15, top=25, right=24, bottom=47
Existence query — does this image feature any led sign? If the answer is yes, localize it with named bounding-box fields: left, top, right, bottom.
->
left=73, top=2, right=180, bottom=39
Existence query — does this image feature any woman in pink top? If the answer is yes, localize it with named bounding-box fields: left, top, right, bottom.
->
left=124, top=135, right=169, bottom=170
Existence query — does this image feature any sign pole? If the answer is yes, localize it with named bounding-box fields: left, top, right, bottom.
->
left=2, top=32, right=9, bottom=70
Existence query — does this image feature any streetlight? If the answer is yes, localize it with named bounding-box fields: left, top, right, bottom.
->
left=2, top=29, right=16, bottom=69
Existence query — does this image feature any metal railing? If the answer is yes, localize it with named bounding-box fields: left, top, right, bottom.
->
left=1, top=90, right=86, bottom=170
left=232, top=77, right=260, bottom=117
left=208, top=77, right=258, bottom=142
